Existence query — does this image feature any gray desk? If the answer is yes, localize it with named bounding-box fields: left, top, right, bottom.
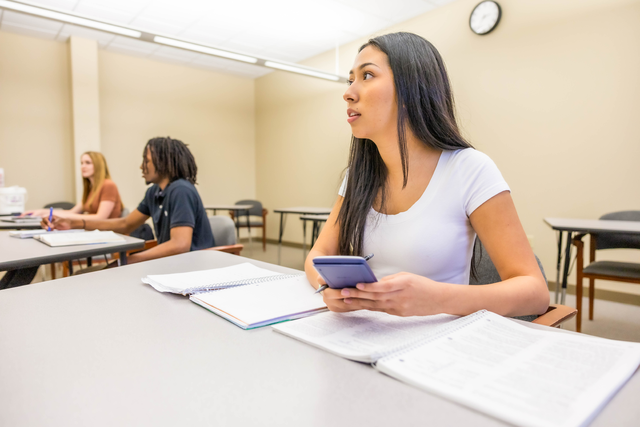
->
left=0, top=250, right=638, bottom=426
left=0, top=220, right=42, bottom=230
left=300, top=214, right=329, bottom=256
left=544, top=218, right=640, bottom=303
left=0, top=231, right=145, bottom=271
left=274, top=207, right=332, bottom=264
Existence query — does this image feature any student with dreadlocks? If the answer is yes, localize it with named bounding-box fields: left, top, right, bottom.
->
left=43, top=137, right=215, bottom=266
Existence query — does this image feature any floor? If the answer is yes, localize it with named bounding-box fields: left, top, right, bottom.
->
left=241, top=240, right=640, bottom=343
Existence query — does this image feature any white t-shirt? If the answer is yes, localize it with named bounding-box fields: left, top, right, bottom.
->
left=338, top=149, right=510, bottom=285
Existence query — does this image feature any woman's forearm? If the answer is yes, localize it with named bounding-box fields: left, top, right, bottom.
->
left=440, top=276, right=549, bottom=317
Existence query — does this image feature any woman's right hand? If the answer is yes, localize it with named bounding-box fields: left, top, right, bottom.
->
left=42, top=215, right=72, bottom=230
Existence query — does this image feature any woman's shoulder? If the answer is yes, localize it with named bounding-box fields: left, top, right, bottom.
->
left=99, top=179, right=120, bottom=196
left=448, top=147, right=494, bottom=165
left=102, top=178, right=118, bottom=188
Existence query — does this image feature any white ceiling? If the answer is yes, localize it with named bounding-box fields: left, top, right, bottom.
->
left=0, top=0, right=456, bottom=79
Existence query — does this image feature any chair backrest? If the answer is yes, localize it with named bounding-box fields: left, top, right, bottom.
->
left=235, top=199, right=263, bottom=217
left=469, top=239, right=547, bottom=322
left=44, top=201, right=75, bottom=210
left=596, top=211, right=640, bottom=250
left=208, top=216, right=237, bottom=246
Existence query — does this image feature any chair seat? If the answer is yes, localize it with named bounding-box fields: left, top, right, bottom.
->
left=583, top=261, right=640, bottom=280
left=236, top=221, right=264, bottom=227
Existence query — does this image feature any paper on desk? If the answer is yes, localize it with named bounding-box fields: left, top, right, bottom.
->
left=142, top=262, right=284, bottom=295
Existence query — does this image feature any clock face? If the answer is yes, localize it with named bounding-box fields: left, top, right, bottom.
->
left=470, top=1, right=501, bottom=35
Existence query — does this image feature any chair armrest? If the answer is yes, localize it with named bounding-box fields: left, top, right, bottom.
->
left=204, top=244, right=244, bottom=256
left=531, top=304, right=577, bottom=328
left=572, top=233, right=588, bottom=244
left=114, top=240, right=158, bottom=259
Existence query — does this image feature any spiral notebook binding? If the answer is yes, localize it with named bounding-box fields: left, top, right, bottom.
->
left=186, top=273, right=303, bottom=295
left=372, top=310, right=490, bottom=365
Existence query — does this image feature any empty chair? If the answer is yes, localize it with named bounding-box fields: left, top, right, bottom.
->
left=572, top=211, right=640, bottom=332
left=470, top=239, right=576, bottom=327
left=231, top=199, right=268, bottom=251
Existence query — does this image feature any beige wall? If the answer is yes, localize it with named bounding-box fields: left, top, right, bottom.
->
left=0, top=31, right=256, bottom=215
left=0, top=31, right=74, bottom=209
left=255, top=0, right=640, bottom=286
left=98, top=50, right=256, bottom=210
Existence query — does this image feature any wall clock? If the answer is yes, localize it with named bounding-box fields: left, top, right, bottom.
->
left=470, top=1, right=502, bottom=35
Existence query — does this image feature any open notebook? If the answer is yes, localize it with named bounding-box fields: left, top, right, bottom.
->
left=34, top=230, right=125, bottom=247
left=142, top=263, right=327, bottom=329
left=274, top=310, right=640, bottom=427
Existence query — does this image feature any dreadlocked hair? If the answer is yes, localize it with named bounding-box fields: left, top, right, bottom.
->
left=145, top=137, right=198, bottom=185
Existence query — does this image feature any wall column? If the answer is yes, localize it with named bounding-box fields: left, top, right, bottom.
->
left=69, top=36, right=101, bottom=202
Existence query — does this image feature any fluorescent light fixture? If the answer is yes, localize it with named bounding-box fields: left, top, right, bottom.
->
left=264, top=61, right=341, bottom=81
left=0, top=1, right=346, bottom=83
left=0, top=0, right=142, bottom=38
left=154, top=36, right=258, bottom=64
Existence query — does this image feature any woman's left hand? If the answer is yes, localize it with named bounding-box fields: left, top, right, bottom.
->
left=323, top=272, right=449, bottom=316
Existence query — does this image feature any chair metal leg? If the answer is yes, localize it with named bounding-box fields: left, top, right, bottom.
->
left=589, top=278, right=595, bottom=320
left=555, top=231, right=563, bottom=304
left=302, top=219, right=307, bottom=260
left=560, top=232, right=572, bottom=305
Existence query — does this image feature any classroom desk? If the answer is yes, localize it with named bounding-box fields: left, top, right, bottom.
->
left=0, top=250, right=638, bottom=427
left=274, top=207, right=331, bottom=264
left=0, top=221, right=42, bottom=230
left=300, top=214, right=329, bottom=256
left=544, top=218, right=640, bottom=304
left=0, top=231, right=145, bottom=271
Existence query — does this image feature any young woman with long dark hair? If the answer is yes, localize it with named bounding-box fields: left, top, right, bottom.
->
left=304, top=32, right=549, bottom=318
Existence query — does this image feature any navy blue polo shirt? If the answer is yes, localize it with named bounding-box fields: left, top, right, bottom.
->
left=137, top=179, right=215, bottom=251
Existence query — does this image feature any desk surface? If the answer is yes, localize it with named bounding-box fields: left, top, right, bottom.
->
left=274, top=207, right=332, bottom=214
left=0, top=250, right=638, bottom=426
left=205, top=204, right=253, bottom=211
left=0, top=221, right=42, bottom=230
left=300, top=214, right=330, bottom=221
left=544, top=217, right=640, bottom=234
left=0, top=231, right=144, bottom=271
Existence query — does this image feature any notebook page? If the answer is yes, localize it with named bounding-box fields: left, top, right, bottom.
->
left=190, top=276, right=326, bottom=328
left=273, top=311, right=458, bottom=363
left=143, top=263, right=284, bottom=294
left=376, top=311, right=640, bottom=427
left=35, top=230, right=124, bottom=246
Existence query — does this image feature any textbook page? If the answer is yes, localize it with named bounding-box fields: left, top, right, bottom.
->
left=273, top=310, right=458, bottom=363
left=190, top=275, right=327, bottom=329
left=375, top=311, right=640, bottom=427
left=142, top=262, right=285, bottom=295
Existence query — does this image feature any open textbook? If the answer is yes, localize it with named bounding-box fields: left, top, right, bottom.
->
left=33, top=230, right=125, bottom=247
left=274, top=310, right=640, bottom=427
left=142, top=263, right=327, bottom=329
